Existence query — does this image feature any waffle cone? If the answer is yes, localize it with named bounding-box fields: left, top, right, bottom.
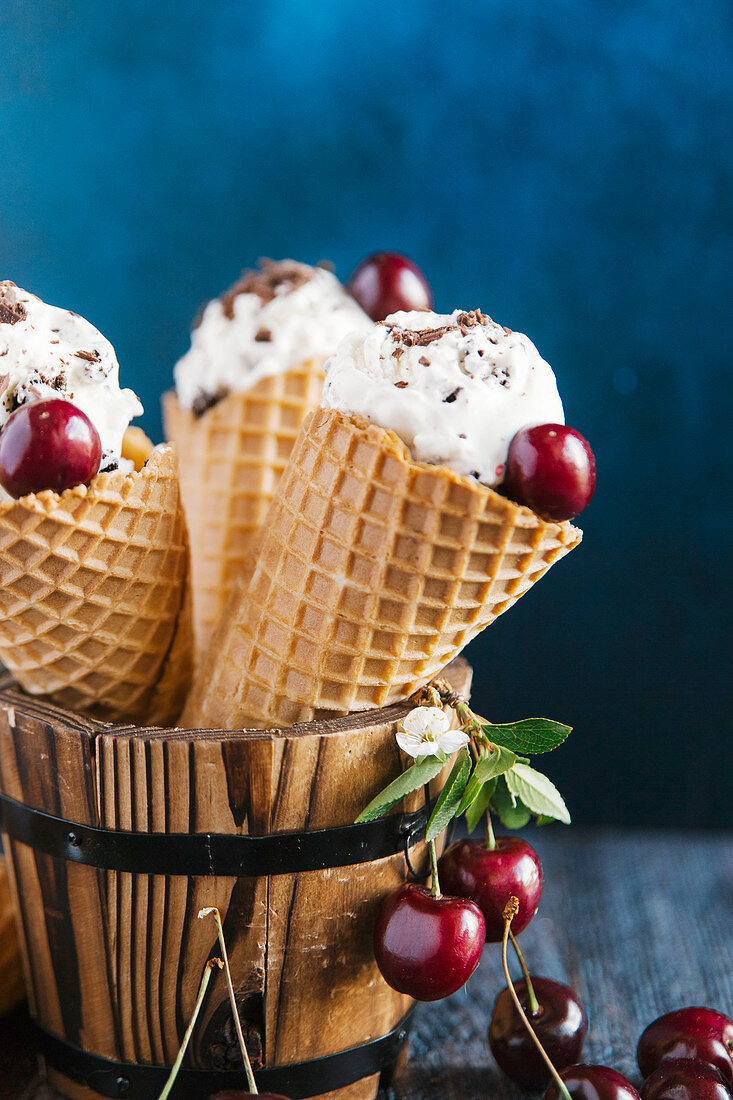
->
left=0, top=445, right=191, bottom=724
left=183, top=408, right=582, bottom=731
left=162, top=358, right=325, bottom=661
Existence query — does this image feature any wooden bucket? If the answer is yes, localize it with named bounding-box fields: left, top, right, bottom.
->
left=0, top=659, right=471, bottom=1100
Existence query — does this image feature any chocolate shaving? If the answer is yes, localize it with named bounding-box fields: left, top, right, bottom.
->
left=455, top=310, right=488, bottom=332
left=99, top=452, right=118, bottom=473
left=75, top=349, right=101, bottom=363
left=443, top=388, right=462, bottom=403
left=394, top=380, right=408, bottom=389
left=386, top=309, right=493, bottom=355
left=220, top=259, right=315, bottom=318
left=418, top=356, right=430, bottom=366
left=0, top=282, right=27, bottom=326
left=254, top=327, right=272, bottom=342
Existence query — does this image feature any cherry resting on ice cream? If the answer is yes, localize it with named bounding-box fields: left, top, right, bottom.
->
left=501, top=423, right=596, bottom=521
left=347, top=252, right=433, bottom=320
left=372, top=882, right=485, bottom=1001
left=438, top=836, right=543, bottom=942
left=0, top=398, right=102, bottom=498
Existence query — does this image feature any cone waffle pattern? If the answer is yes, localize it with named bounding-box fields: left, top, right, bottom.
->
left=184, top=408, right=582, bottom=731
left=162, top=358, right=325, bottom=661
left=0, top=446, right=191, bottom=723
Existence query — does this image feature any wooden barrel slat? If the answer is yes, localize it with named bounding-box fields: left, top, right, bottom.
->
left=0, top=703, right=120, bottom=1061
left=0, top=658, right=472, bottom=1100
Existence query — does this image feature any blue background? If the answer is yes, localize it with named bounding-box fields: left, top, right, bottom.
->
left=1, top=2, right=731, bottom=826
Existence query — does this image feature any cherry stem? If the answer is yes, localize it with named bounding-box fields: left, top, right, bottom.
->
left=501, top=898, right=571, bottom=1100
left=156, top=957, right=222, bottom=1100
left=199, top=906, right=258, bottom=1093
left=428, top=838, right=441, bottom=898
left=485, top=807, right=496, bottom=851
left=509, top=929, right=540, bottom=1016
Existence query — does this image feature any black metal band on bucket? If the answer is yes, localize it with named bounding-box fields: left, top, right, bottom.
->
left=0, top=790, right=429, bottom=876
left=33, top=1007, right=415, bottom=1099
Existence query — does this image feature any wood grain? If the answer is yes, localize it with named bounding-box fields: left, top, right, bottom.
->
left=4, top=830, right=732, bottom=1099
left=0, top=660, right=471, bottom=1100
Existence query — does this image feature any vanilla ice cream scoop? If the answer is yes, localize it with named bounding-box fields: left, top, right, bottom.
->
left=0, top=281, right=143, bottom=473
left=321, top=308, right=565, bottom=487
left=173, top=258, right=372, bottom=413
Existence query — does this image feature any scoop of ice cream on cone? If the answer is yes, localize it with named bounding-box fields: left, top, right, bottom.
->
left=322, top=308, right=565, bottom=487
left=0, top=284, right=191, bottom=723
left=183, top=309, right=583, bottom=732
left=173, top=258, right=371, bottom=414
left=0, top=281, right=142, bottom=483
left=165, top=259, right=372, bottom=662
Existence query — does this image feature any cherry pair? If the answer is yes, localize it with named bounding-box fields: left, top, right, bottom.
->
left=637, top=1007, right=733, bottom=1100
left=373, top=836, right=543, bottom=1002
left=540, top=1007, right=733, bottom=1100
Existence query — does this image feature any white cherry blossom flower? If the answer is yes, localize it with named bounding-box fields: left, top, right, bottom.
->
left=396, top=706, right=470, bottom=759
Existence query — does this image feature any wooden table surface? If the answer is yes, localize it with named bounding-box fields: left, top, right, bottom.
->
left=3, top=828, right=732, bottom=1100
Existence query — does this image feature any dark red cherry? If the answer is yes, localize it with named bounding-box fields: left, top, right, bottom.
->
left=438, top=837, right=542, bottom=942
left=638, top=1008, right=733, bottom=1087
left=0, top=398, right=102, bottom=498
left=544, top=1064, right=641, bottom=1100
left=373, top=883, right=485, bottom=1001
left=502, top=423, right=596, bottom=521
left=641, top=1059, right=732, bottom=1100
left=488, top=976, right=587, bottom=1088
left=347, top=252, right=432, bottom=321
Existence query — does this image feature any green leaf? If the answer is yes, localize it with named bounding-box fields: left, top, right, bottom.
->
left=535, top=814, right=555, bottom=826
left=426, top=749, right=472, bottom=842
left=355, top=755, right=446, bottom=823
left=481, top=718, right=571, bottom=755
left=491, top=775, right=532, bottom=829
left=505, top=764, right=571, bottom=825
left=457, top=746, right=517, bottom=816
left=464, top=778, right=497, bottom=835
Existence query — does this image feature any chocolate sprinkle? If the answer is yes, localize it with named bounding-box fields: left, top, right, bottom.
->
left=254, top=327, right=272, bottom=342
left=99, top=452, right=118, bottom=473
left=394, top=380, right=408, bottom=389
left=385, top=309, right=491, bottom=352
left=220, top=259, right=315, bottom=319
left=418, top=356, right=430, bottom=366
left=192, top=386, right=228, bottom=417
left=443, top=388, right=462, bottom=403
left=0, top=282, right=27, bottom=326
left=75, top=349, right=101, bottom=363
